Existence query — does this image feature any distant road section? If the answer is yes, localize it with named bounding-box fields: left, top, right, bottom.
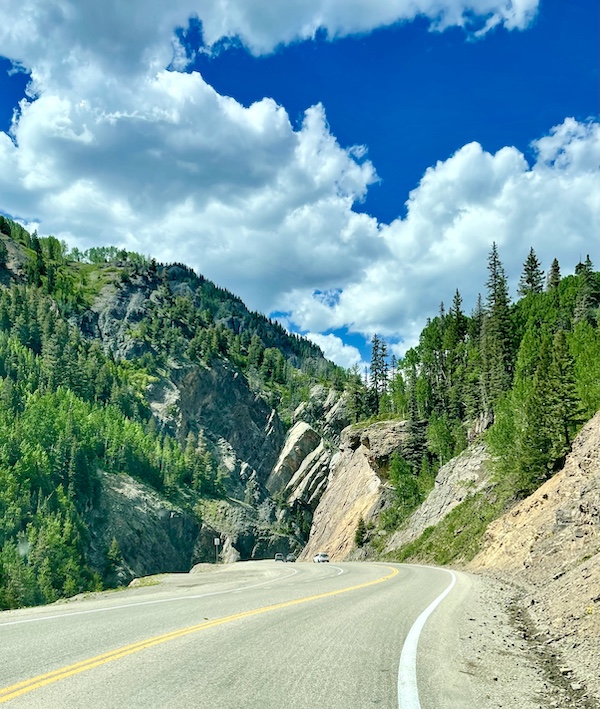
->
left=0, top=562, right=471, bottom=708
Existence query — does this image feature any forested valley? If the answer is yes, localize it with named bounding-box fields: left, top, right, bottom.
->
left=1, top=210, right=599, bottom=608
left=0, top=216, right=342, bottom=609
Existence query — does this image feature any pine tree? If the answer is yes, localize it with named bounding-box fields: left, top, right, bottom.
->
left=481, top=243, right=513, bottom=410
left=518, top=247, right=544, bottom=296
left=346, top=364, right=367, bottom=423
left=0, top=216, right=11, bottom=237
left=549, top=329, right=581, bottom=457
left=354, top=517, right=367, bottom=547
left=369, top=334, right=389, bottom=414
left=573, top=255, right=599, bottom=324
left=514, top=335, right=554, bottom=494
left=547, top=258, right=561, bottom=290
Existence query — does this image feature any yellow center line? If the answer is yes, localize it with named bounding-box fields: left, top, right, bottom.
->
left=0, top=566, right=398, bottom=703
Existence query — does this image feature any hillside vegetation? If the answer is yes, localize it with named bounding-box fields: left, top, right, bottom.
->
left=349, top=244, right=600, bottom=559
left=0, top=217, right=343, bottom=608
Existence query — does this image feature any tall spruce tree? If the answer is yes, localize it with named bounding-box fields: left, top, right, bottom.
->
left=481, top=243, right=513, bottom=410
left=369, top=334, right=388, bottom=414
left=547, top=258, right=561, bottom=290
left=518, top=247, right=544, bottom=296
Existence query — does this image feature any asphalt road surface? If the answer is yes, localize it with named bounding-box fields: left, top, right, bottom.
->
left=0, top=561, right=481, bottom=708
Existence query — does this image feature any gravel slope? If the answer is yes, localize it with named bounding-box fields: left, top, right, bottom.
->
left=450, top=571, right=599, bottom=709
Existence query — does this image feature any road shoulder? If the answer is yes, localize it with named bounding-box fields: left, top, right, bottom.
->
left=417, top=569, right=598, bottom=709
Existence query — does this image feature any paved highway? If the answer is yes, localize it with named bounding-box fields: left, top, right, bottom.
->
left=0, top=561, right=478, bottom=708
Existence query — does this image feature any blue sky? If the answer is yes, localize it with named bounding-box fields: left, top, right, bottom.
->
left=0, top=0, right=598, bottom=367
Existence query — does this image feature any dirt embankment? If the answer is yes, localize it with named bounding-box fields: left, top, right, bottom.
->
left=470, top=411, right=600, bottom=705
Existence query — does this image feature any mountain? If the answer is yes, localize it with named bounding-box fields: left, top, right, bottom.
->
left=0, top=218, right=347, bottom=607
left=2, top=205, right=600, bottom=696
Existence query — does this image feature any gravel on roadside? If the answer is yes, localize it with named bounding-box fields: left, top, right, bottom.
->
left=453, top=572, right=599, bottom=709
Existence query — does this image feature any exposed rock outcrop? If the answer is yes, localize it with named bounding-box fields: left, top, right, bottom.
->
left=86, top=275, right=153, bottom=360
left=292, top=384, right=351, bottom=444
left=87, top=275, right=287, bottom=492
left=174, top=361, right=285, bottom=487
left=300, top=420, right=411, bottom=560
left=286, top=441, right=332, bottom=511
left=470, top=411, right=600, bottom=701
left=384, top=443, right=490, bottom=552
left=263, top=421, right=333, bottom=546
left=266, top=421, right=322, bottom=494
left=87, top=471, right=199, bottom=585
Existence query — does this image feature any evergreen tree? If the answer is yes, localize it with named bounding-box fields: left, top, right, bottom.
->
left=549, top=329, right=581, bottom=456
left=369, top=334, right=389, bottom=414
left=481, top=243, right=513, bottom=409
left=573, top=255, right=599, bottom=325
left=514, top=335, right=555, bottom=494
left=346, top=364, right=368, bottom=423
left=518, top=247, right=544, bottom=296
left=547, top=258, right=561, bottom=289
left=354, top=516, right=367, bottom=547
left=0, top=216, right=11, bottom=237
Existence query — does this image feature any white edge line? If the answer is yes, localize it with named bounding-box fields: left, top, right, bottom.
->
left=0, top=566, right=299, bottom=628
left=397, top=568, right=457, bottom=709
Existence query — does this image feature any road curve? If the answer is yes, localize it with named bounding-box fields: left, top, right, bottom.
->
left=0, top=562, right=474, bottom=708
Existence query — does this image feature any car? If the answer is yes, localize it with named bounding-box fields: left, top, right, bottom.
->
left=274, top=552, right=285, bottom=561
left=285, top=553, right=296, bottom=563
left=313, top=552, right=330, bottom=563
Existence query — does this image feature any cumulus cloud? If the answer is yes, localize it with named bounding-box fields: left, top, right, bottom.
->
left=305, top=333, right=365, bottom=370
left=283, top=119, right=600, bottom=350
left=0, top=0, right=540, bottom=89
left=1, top=0, right=597, bottom=363
left=194, top=0, right=540, bottom=53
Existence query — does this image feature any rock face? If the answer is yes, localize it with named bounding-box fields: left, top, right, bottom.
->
left=286, top=441, right=332, bottom=511
left=384, top=443, right=490, bottom=552
left=87, top=471, right=199, bottom=584
left=87, top=275, right=286, bottom=491
left=470, top=411, right=600, bottom=702
left=86, top=275, right=153, bottom=360
left=299, top=420, right=411, bottom=560
left=292, top=385, right=351, bottom=444
left=266, top=421, right=322, bottom=494
left=174, top=361, right=285, bottom=486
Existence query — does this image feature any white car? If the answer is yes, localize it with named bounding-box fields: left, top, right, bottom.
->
left=313, top=552, right=330, bottom=563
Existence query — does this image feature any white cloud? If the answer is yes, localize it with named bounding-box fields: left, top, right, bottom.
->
left=305, top=333, right=365, bottom=370
left=193, top=0, right=540, bottom=54
left=0, top=0, right=540, bottom=91
left=282, top=119, right=600, bottom=347
left=1, top=0, right=597, bottom=364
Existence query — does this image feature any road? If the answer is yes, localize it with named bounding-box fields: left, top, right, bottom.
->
left=0, top=561, right=480, bottom=708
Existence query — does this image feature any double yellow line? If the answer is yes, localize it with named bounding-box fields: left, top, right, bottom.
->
left=0, top=565, right=398, bottom=703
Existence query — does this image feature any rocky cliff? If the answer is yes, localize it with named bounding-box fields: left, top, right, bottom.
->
left=88, top=275, right=287, bottom=492
left=173, top=361, right=285, bottom=487
left=86, top=471, right=200, bottom=585
left=292, top=384, right=351, bottom=444
left=470, top=411, right=600, bottom=701
left=299, top=419, right=411, bottom=560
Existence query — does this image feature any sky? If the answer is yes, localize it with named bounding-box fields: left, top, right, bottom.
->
left=0, top=0, right=598, bottom=369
